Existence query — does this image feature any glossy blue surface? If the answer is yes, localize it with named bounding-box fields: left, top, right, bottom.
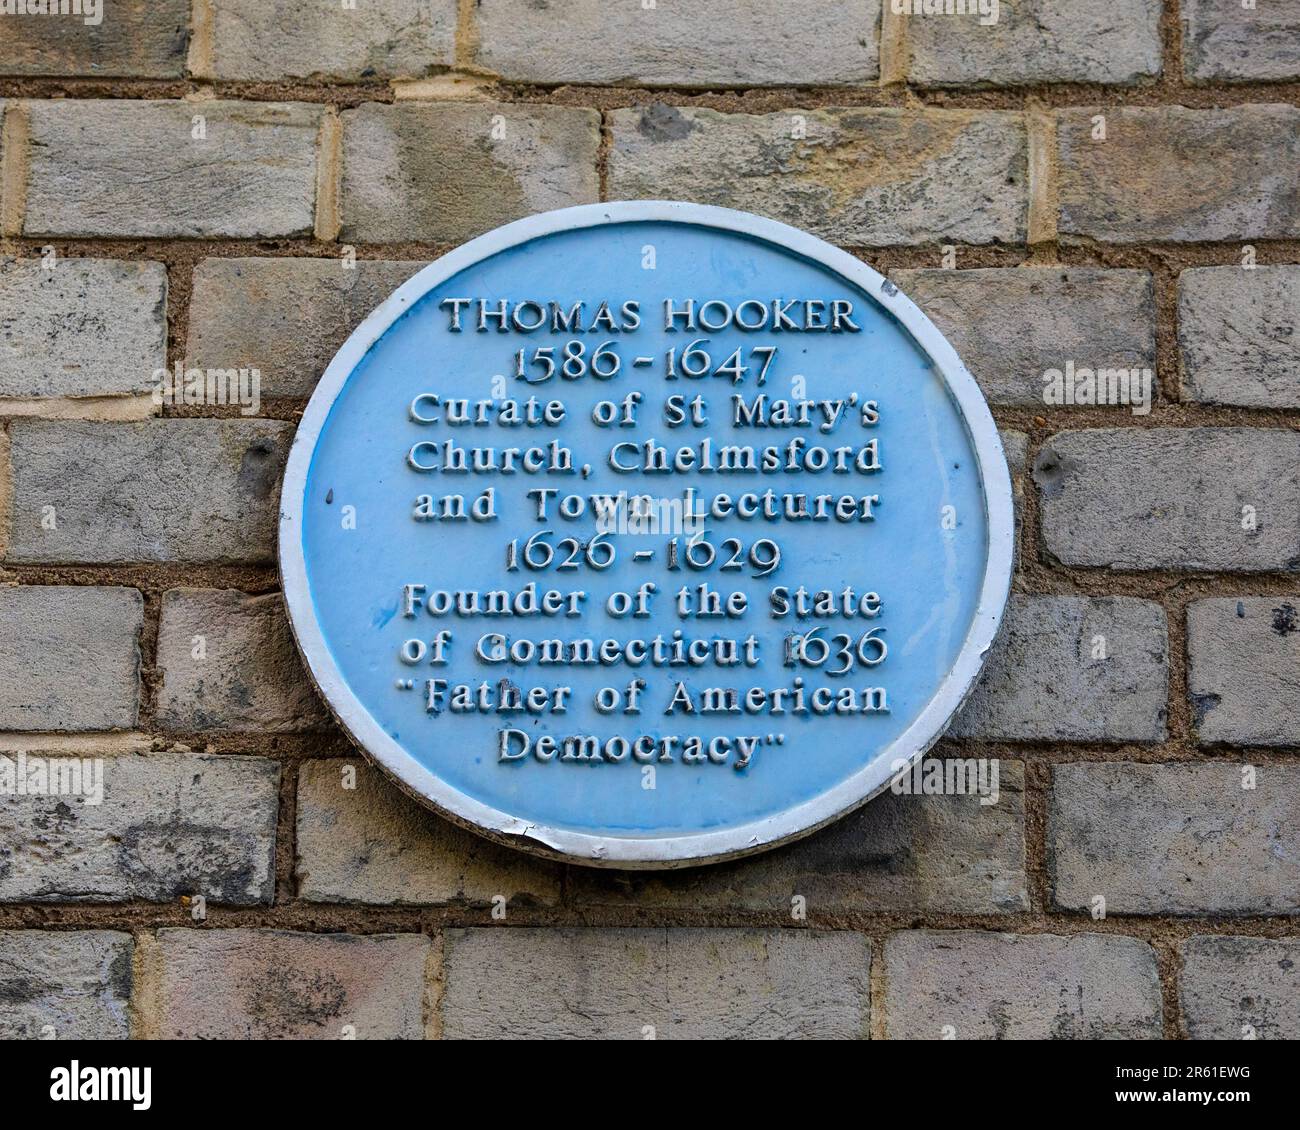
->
left=301, top=220, right=990, bottom=839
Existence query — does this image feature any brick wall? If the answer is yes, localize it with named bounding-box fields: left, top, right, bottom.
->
left=1, top=0, right=1297, bottom=1041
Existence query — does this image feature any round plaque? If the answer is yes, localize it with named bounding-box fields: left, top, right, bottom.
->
left=280, top=201, right=1013, bottom=867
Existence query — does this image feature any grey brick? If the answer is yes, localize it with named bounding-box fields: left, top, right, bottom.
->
left=1057, top=106, right=1300, bottom=242
left=1181, top=936, right=1300, bottom=1040
left=0, top=257, right=166, bottom=400
left=894, top=268, right=1156, bottom=406
left=0, top=586, right=141, bottom=730
left=24, top=100, right=323, bottom=239
left=6, top=420, right=291, bottom=564
left=186, top=258, right=425, bottom=399
left=156, top=589, right=327, bottom=732
left=1179, top=267, right=1300, bottom=408
left=475, top=0, right=880, bottom=87
left=1001, top=428, right=1028, bottom=567
left=906, top=0, right=1162, bottom=87
left=295, top=759, right=562, bottom=906
left=574, top=761, right=1026, bottom=915
left=1034, top=428, right=1300, bottom=572
left=1051, top=762, right=1300, bottom=915
left=1183, top=0, right=1300, bottom=82
left=341, top=102, right=600, bottom=244
left=948, top=596, right=1168, bottom=742
left=154, top=929, right=430, bottom=1039
left=0, top=931, right=132, bottom=1040
left=0, top=752, right=278, bottom=904
left=1187, top=598, right=1300, bottom=746
left=882, top=930, right=1162, bottom=1039
left=442, top=928, right=870, bottom=1039
left=1000, top=429, right=1028, bottom=475
left=608, top=105, right=1028, bottom=247
left=208, top=0, right=455, bottom=82
left=0, top=0, right=189, bottom=78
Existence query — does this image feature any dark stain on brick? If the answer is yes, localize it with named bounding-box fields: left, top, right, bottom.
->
left=1031, top=445, right=1070, bottom=499
left=31, top=800, right=79, bottom=834
left=639, top=103, right=694, bottom=142
left=988, top=1000, right=1013, bottom=1039
left=1190, top=692, right=1221, bottom=727
left=0, top=974, right=55, bottom=1006
left=117, top=822, right=265, bottom=904
left=1270, top=602, right=1297, bottom=636
left=245, top=967, right=348, bottom=1037
left=108, top=944, right=134, bottom=1001
left=237, top=437, right=279, bottom=499
left=1049, top=1007, right=1078, bottom=1040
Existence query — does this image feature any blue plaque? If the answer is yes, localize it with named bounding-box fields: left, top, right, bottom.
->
left=280, top=202, right=1013, bottom=867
